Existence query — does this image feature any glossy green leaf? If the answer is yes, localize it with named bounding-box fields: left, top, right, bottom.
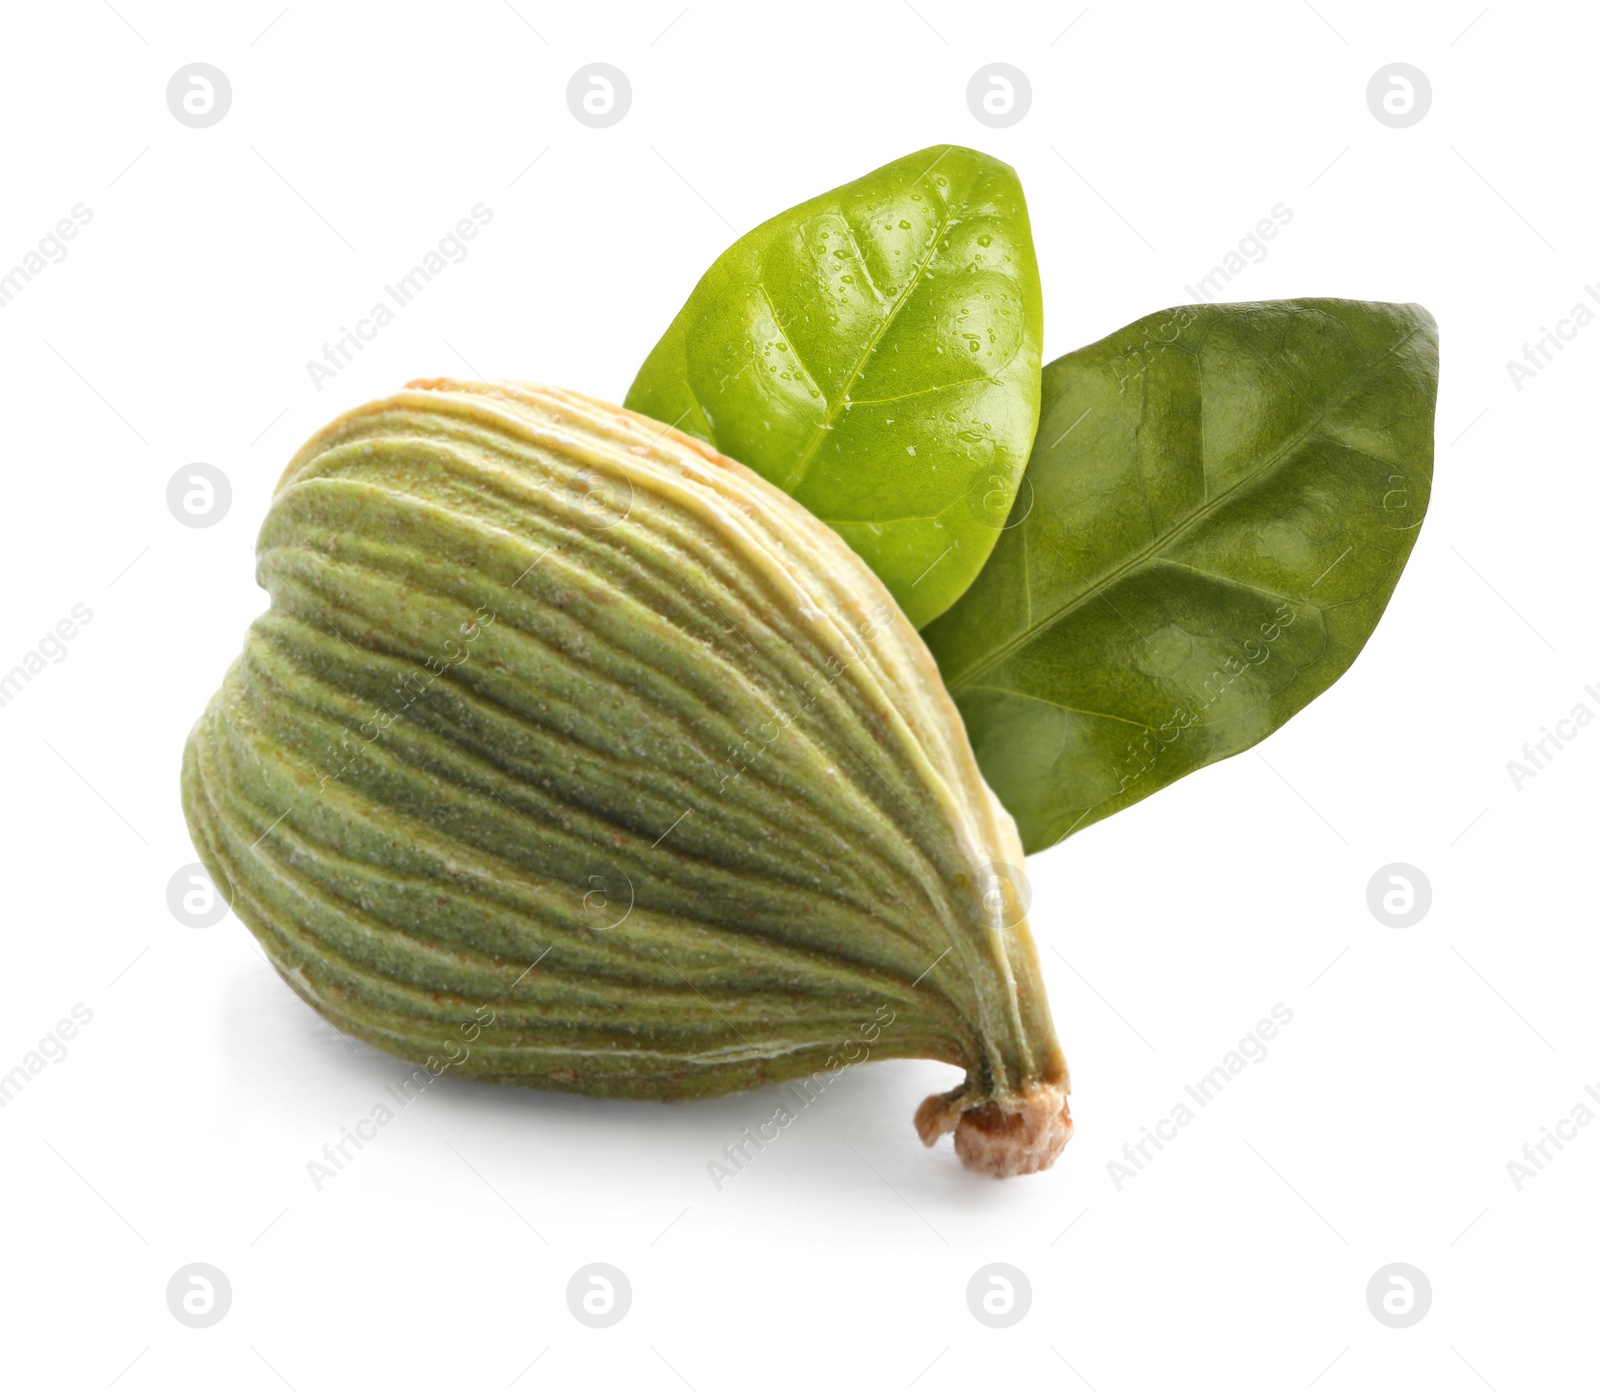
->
left=922, top=298, right=1438, bottom=852
left=625, top=144, right=1043, bottom=628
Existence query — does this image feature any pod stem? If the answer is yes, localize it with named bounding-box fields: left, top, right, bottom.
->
left=914, top=1077, right=1073, bottom=1178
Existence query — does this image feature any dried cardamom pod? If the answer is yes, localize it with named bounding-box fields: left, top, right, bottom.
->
left=181, top=381, right=1071, bottom=1176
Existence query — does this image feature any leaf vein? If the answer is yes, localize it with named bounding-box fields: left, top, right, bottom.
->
left=963, top=684, right=1156, bottom=731
left=946, top=320, right=1426, bottom=688
left=779, top=148, right=968, bottom=492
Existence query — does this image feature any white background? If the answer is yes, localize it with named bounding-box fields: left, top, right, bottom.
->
left=1, top=1, right=1593, bottom=1388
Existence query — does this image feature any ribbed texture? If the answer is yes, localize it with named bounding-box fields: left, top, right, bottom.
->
left=182, top=381, right=1065, bottom=1115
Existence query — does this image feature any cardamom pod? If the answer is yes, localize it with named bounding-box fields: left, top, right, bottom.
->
left=181, top=381, right=1071, bottom=1176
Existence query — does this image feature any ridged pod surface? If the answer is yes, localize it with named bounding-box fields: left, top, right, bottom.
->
left=181, top=381, right=1071, bottom=1175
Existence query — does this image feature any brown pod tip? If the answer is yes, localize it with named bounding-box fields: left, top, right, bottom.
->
left=915, top=1079, right=1074, bottom=1178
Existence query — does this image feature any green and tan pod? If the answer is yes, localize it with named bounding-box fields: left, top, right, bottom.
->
left=181, top=380, right=1071, bottom=1176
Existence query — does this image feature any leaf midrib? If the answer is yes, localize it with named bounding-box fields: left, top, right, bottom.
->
left=944, top=320, right=1423, bottom=690
left=778, top=148, right=968, bottom=493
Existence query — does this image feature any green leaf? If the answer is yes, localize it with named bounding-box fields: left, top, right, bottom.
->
left=921, top=298, right=1438, bottom=852
left=625, top=144, right=1043, bottom=628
